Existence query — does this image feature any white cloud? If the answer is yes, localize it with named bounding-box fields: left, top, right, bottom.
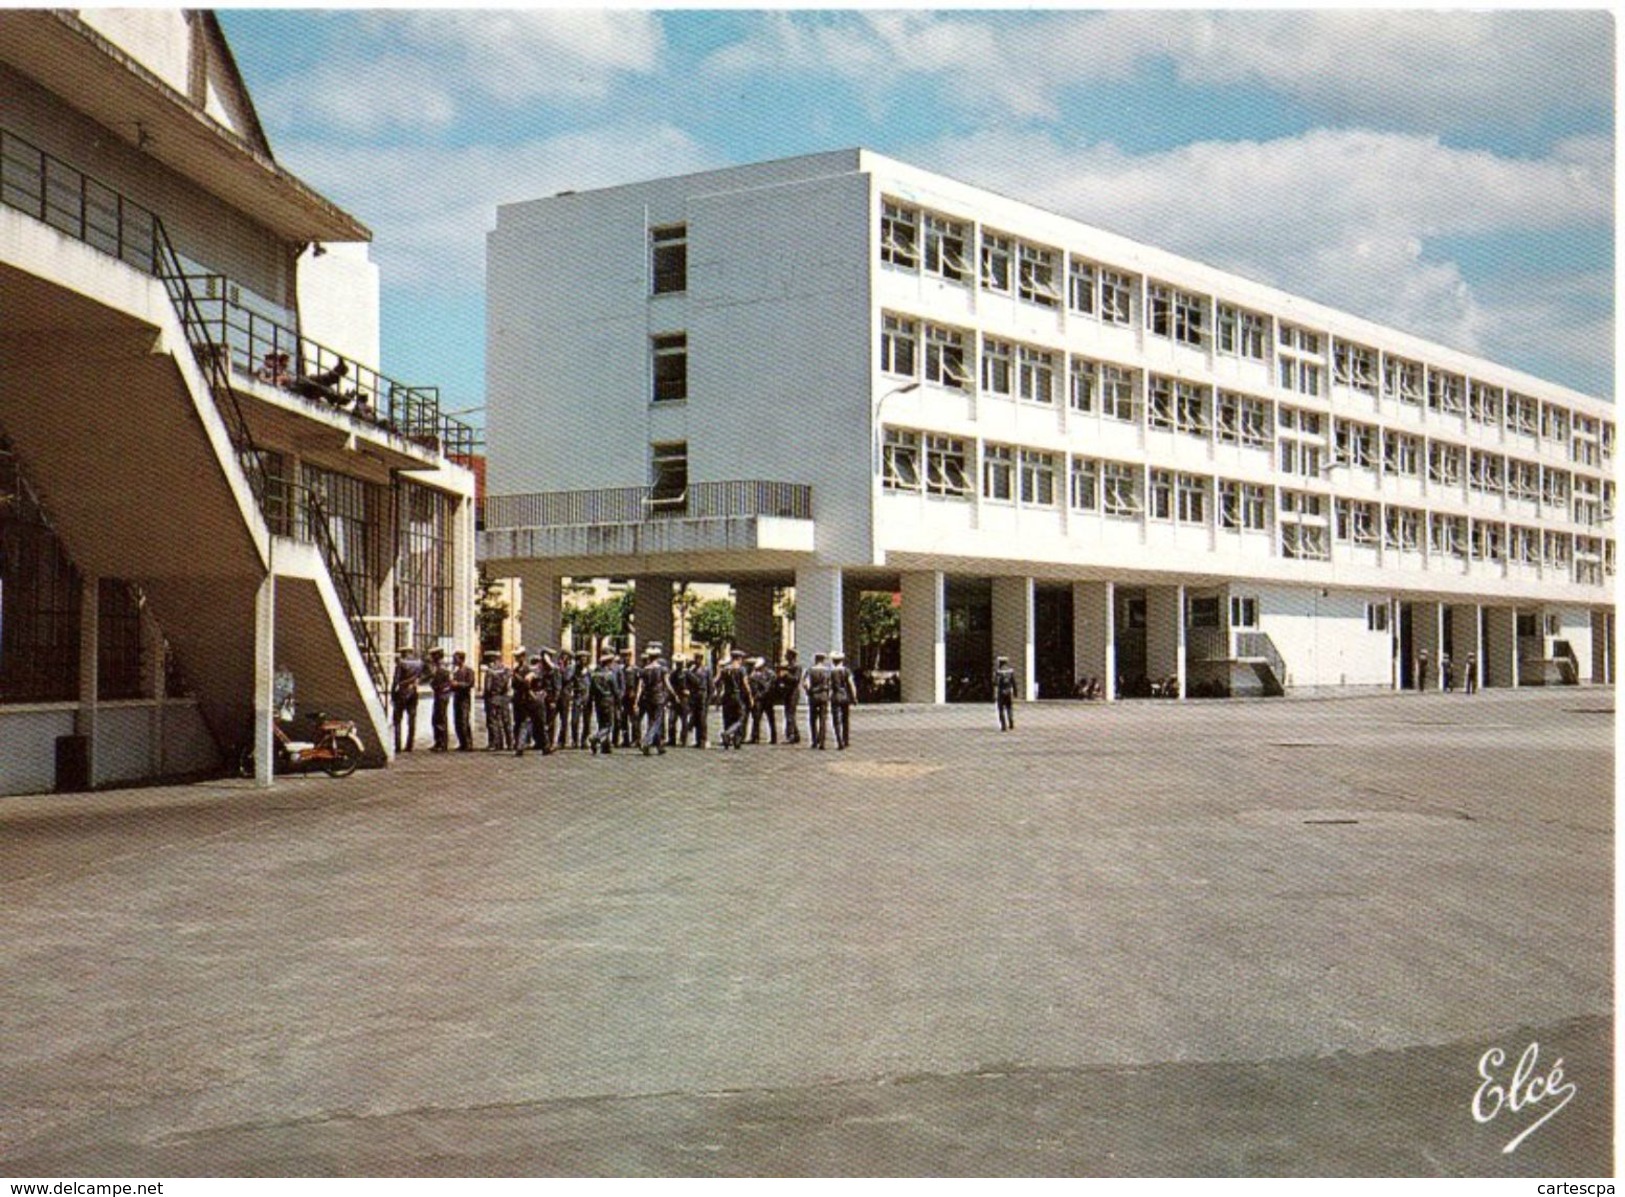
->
left=1152, top=11, right=1614, bottom=129
left=275, top=126, right=718, bottom=291
left=257, top=11, right=665, bottom=135
left=918, top=128, right=1612, bottom=388
left=704, top=11, right=1612, bottom=130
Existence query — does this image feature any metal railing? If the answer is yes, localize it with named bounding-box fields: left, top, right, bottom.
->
left=483, top=480, right=813, bottom=531
left=156, top=230, right=387, bottom=699
left=2, top=125, right=392, bottom=701
left=1, top=127, right=158, bottom=272
left=1234, top=630, right=1289, bottom=688
left=179, top=273, right=478, bottom=457
left=302, top=488, right=388, bottom=693
left=0, top=126, right=477, bottom=459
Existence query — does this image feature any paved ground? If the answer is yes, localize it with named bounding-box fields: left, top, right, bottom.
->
left=0, top=689, right=1613, bottom=1177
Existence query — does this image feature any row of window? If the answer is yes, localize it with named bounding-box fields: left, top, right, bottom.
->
left=878, top=427, right=1615, bottom=580
left=876, top=311, right=1611, bottom=469
left=872, top=197, right=1614, bottom=450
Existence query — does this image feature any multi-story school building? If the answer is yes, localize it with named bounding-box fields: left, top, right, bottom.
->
left=483, top=148, right=1613, bottom=702
left=0, top=11, right=477, bottom=792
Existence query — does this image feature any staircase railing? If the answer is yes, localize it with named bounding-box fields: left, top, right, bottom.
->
left=302, top=488, right=388, bottom=694
left=4, top=125, right=396, bottom=704
left=152, top=220, right=387, bottom=702
left=1234, top=630, right=1289, bottom=690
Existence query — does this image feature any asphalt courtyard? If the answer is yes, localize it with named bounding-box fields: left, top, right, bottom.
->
left=0, top=688, right=1613, bottom=1178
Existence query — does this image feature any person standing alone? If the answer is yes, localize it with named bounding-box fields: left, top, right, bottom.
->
left=993, top=655, right=1018, bottom=730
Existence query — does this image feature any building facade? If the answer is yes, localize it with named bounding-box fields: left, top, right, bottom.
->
left=0, top=11, right=477, bottom=793
left=483, top=148, right=1614, bottom=702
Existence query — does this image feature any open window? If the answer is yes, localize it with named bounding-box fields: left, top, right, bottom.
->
left=648, top=441, right=688, bottom=513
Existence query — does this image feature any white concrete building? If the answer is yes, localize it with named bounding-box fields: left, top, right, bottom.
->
left=483, top=149, right=1614, bottom=702
left=0, top=11, right=477, bottom=793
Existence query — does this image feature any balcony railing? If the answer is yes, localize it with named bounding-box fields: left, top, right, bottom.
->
left=483, top=480, right=813, bottom=531
left=0, top=126, right=477, bottom=460
left=1234, top=630, right=1289, bottom=687
left=180, top=274, right=477, bottom=458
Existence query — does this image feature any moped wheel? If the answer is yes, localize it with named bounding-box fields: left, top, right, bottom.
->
left=325, top=736, right=361, bottom=778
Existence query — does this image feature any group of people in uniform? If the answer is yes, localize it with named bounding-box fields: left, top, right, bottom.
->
left=389, top=644, right=861, bottom=757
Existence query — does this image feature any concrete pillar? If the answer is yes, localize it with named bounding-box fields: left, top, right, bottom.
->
left=142, top=602, right=166, bottom=774
left=1482, top=606, right=1518, bottom=689
left=514, top=567, right=562, bottom=654
left=1410, top=600, right=1443, bottom=690
left=76, top=574, right=99, bottom=784
left=1389, top=597, right=1403, bottom=691
left=1072, top=580, right=1115, bottom=702
left=1146, top=585, right=1183, bottom=695
left=253, top=572, right=275, bottom=788
left=452, top=495, right=478, bottom=656
left=638, top=575, right=676, bottom=656
left=1176, top=584, right=1187, bottom=699
left=733, top=582, right=774, bottom=658
left=794, top=565, right=843, bottom=660
left=841, top=580, right=863, bottom=666
left=900, top=570, right=945, bottom=704
left=991, top=575, right=1036, bottom=701
left=1447, top=603, right=1479, bottom=688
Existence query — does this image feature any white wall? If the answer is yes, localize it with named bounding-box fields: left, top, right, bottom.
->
left=488, top=153, right=874, bottom=566
left=1, top=61, right=290, bottom=307
left=1245, top=584, right=1392, bottom=687
left=1543, top=604, right=1595, bottom=680
left=296, top=242, right=381, bottom=367
left=0, top=708, right=77, bottom=796
left=78, top=10, right=193, bottom=97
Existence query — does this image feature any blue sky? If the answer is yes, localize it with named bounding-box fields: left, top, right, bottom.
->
left=219, top=9, right=1615, bottom=419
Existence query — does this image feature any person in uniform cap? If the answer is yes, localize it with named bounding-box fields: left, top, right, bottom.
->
left=779, top=649, right=803, bottom=744
left=533, top=651, right=559, bottom=754
left=666, top=654, right=690, bottom=746
left=747, top=657, right=778, bottom=745
left=635, top=646, right=675, bottom=755
left=570, top=650, right=593, bottom=748
left=717, top=648, right=753, bottom=749
left=588, top=652, right=622, bottom=755
left=390, top=643, right=424, bottom=753
left=509, top=650, right=532, bottom=753
left=802, top=651, right=833, bottom=750
left=553, top=648, right=577, bottom=749
left=481, top=651, right=512, bottom=751
left=617, top=647, right=638, bottom=747
left=685, top=650, right=712, bottom=748
left=829, top=650, right=857, bottom=750
left=993, top=654, right=1018, bottom=731
left=426, top=648, right=452, bottom=752
left=513, top=654, right=546, bottom=757
left=450, top=650, right=477, bottom=750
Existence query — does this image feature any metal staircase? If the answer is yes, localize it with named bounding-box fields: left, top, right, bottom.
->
left=1234, top=631, right=1288, bottom=696
left=152, top=213, right=387, bottom=702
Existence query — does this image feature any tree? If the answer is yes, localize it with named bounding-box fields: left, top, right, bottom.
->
left=689, top=598, right=736, bottom=661
left=856, top=591, right=901, bottom=672
left=475, top=567, right=508, bottom=655
left=674, top=581, right=699, bottom=653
